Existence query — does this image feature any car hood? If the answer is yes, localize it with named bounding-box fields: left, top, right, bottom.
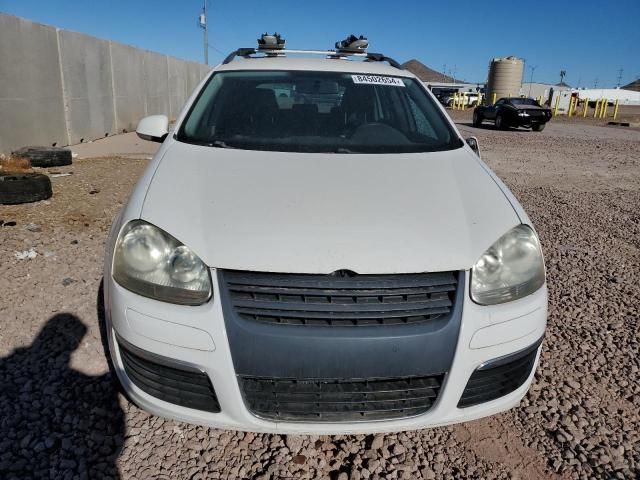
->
left=141, top=141, right=520, bottom=274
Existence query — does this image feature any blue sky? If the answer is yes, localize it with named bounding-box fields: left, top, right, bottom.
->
left=2, top=0, right=639, bottom=87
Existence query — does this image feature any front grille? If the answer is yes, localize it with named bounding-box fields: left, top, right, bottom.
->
left=119, top=341, right=220, bottom=413
left=240, top=375, right=443, bottom=422
left=458, top=342, right=540, bottom=408
left=222, top=270, right=458, bottom=326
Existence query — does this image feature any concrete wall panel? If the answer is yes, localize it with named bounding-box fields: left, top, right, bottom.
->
left=58, top=29, right=115, bottom=144
left=0, top=13, right=209, bottom=153
left=110, top=42, right=146, bottom=133
left=0, top=15, right=67, bottom=152
left=142, top=51, right=170, bottom=117
left=186, top=62, right=204, bottom=100
left=168, top=57, right=188, bottom=120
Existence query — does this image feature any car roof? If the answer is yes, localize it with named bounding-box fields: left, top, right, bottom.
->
left=213, top=56, right=416, bottom=78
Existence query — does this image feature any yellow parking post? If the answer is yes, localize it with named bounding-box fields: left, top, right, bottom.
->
left=593, top=99, right=600, bottom=118
left=568, top=97, right=574, bottom=117
left=582, top=98, right=589, bottom=117
left=601, top=99, right=608, bottom=119
left=462, top=93, right=467, bottom=110
left=553, top=95, right=560, bottom=116
left=597, top=99, right=602, bottom=118
left=492, top=92, right=497, bottom=105
left=454, top=93, right=459, bottom=110
left=477, top=93, right=482, bottom=106
left=613, top=99, right=619, bottom=120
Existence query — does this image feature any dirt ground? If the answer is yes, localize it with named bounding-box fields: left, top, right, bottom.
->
left=0, top=118, right=639, bottom=479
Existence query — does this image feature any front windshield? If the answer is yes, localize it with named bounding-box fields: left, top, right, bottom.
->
left=509, top=98, right=540, bottom=106
left=177, top=70, right=461, bottom=153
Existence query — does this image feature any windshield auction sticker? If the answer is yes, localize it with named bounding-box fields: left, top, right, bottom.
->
left=351, top=75, right=405, bottom=86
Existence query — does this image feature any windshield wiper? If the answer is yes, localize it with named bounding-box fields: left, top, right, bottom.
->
left=333, top=147, right=358, bottom=154
left=209, top=140, right=236, bottom=149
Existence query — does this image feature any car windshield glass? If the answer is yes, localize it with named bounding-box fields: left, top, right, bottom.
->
left=177, top=70, right=461, bottom=153
left=509, top=98, right=539, bottom=106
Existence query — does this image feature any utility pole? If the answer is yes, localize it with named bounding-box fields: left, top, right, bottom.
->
left=198, top=1, right=209, bottom=65
left=528, top=65, right=537, bottom=96
left=594, top=77, right=598, bottom=88
left=616, top=68, right=623, bottom=88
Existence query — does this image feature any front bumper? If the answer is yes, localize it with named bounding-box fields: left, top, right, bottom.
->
left=104, top=270, right=547, bottom=434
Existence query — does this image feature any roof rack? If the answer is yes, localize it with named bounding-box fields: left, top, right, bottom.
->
left=222, top=49, right=403, bottom=69
left=222, top=33, right=403, bottom=70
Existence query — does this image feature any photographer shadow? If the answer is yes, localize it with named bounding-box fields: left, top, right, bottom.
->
left=0, top=313, right=125, bottom=479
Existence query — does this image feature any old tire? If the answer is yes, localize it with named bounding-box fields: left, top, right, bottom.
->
left=473, top=110, right=483, bottom=127
left=532, top=123, right=546, bottom=132
left=0, top=172, right=52, bottom=205
left=11, top=146, right=72, bottom=168
left=495, top=113, right=506, bottom=130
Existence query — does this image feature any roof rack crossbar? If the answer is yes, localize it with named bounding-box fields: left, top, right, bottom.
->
left=222, top=48, right=403, bottom=70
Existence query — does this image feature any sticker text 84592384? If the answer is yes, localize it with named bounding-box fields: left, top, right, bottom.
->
left=351, top=75, right=405, bottom=87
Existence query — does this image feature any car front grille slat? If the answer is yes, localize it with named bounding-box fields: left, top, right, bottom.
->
left=119, top=341, right=221, bottom=413
left=222, top=270, right=458, bottom=326
left=240, top=375, right=443, bottom=422
left=458, top=343, right=539, bottom=408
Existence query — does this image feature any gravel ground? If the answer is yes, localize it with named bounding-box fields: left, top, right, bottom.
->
left=1, top=118, right=638, bottom=479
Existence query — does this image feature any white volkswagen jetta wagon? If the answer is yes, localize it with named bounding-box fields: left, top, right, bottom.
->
left=103, top=35, right=547, bottom=434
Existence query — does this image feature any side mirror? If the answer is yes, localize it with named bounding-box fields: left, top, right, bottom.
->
left=136, top=115, right=169, bottom=143
left=466, top=136, right=481, bottom=158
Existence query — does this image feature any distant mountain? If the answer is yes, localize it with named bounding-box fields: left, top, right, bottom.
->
left=402, top=59, right=455, bottom=83
left=622, top=79, right=640, bottom=92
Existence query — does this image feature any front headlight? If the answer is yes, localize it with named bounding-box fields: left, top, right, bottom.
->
left=471, top=225, right=545, bottom=305
left=113, top=220, right=211, bottom=305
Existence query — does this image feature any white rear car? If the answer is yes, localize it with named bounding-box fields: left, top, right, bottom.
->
left=103, top=36, right=547, bottom=433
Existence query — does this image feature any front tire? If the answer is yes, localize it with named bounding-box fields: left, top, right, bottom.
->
left=473, top=110, right=483, bottom=127
left=532, top=123, right=546, bottom=132
left=495, top=113, right=506, bottom=130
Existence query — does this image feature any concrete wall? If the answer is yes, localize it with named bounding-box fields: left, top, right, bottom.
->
left=0, top=14, right=210, bottom=153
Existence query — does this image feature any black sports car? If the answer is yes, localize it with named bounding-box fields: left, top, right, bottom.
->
left=473, top=97, right=552, bottom=131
